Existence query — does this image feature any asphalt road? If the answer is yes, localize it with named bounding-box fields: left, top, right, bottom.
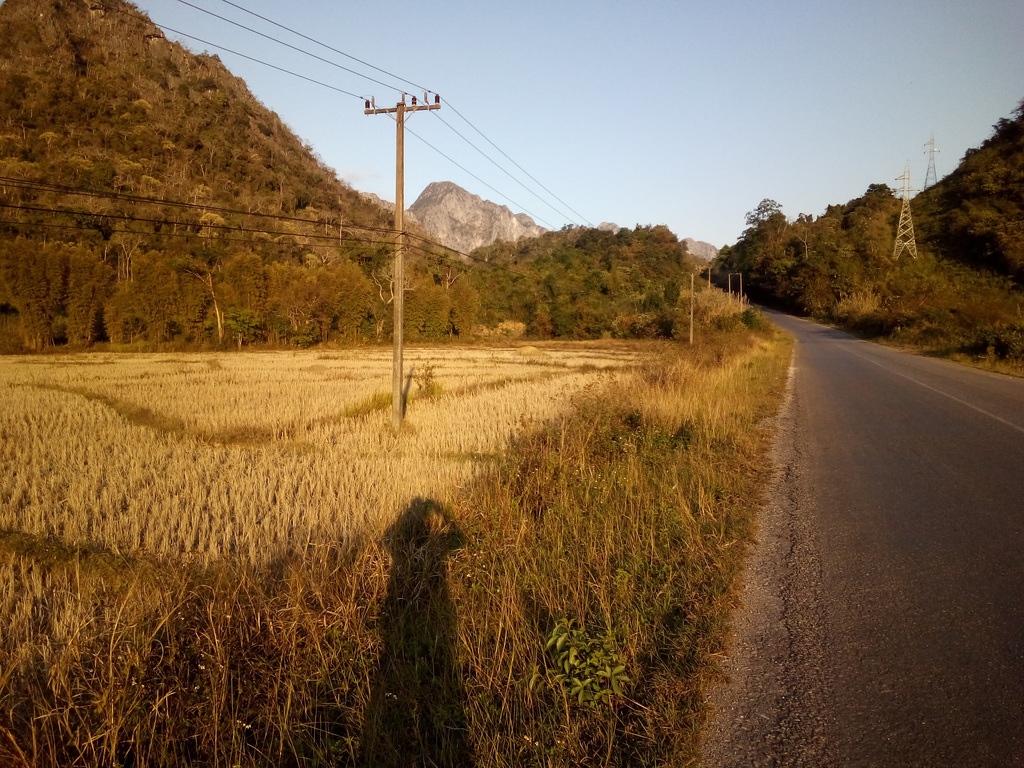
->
left=701, top=312, right=1024, bottom=767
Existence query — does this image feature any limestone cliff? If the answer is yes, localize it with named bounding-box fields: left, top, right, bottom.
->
left=683, top=238, right=720, bottom=263
left=408, top=181, right=547, bottom=255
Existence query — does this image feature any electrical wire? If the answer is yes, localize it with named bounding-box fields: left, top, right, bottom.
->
left=442, top=102, right=592, bottom=226
left=98, top=2, right=366, bottom=100
left=1, top=210, right=506, bottom=282
left=2, top=197, right=528, bottom=276
left=430, top=112, right=578, bottom=225
left=0, top=175, right=397, bottom=235
left=0, top=201, right=363, bottom=243
left=175, top=0, right=405, bottom=97
left=90, top=4, right=579, bottom=234
left=1, top=180, right=476, bottom=259
left=161, top=0, right=588, bottom=227
left=402, top=125, right=554, bottom=230
left=216, top=0, right=430, bottom=95
left=0, top=216, right=394, bottom=251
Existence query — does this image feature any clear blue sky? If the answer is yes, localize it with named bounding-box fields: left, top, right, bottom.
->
left=132, top=0, right=1024, bottom=248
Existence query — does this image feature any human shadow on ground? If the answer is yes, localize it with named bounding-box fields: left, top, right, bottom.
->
left=360, top=498, right=473, bottom=767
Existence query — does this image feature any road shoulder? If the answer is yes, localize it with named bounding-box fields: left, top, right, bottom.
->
left=699, top=358, right=831, bottom=768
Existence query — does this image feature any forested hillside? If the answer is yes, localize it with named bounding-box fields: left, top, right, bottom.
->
left=916, top=105, right=1024, bottom=280
left=469, top=224, right=695, bottom=339
left=0, top=0, right=475, bottom=351
left=717, top=100, right=1024, bottom=362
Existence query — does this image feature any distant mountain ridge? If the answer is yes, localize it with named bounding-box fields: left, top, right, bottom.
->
left=406, top=182, right=718, bottom=262
left=408, top=181, right=547, bottom=255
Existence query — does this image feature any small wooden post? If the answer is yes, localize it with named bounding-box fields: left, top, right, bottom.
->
left=689, top=272, right=695, bottom=345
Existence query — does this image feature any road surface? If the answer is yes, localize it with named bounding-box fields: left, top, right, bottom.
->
left=701, top=312, right=1024, bottom=767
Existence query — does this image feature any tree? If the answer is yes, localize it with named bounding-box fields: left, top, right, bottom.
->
left=181, top=245, right=227, bottom=343
left=447, top=279, right=479, bottom=338
left=222, top=252, right=268, bottom=318
left=134, top=253, right=180, bottom=342
left=224, top=307, right=262, bottom=348
left=328, top=260, right=372, bottom=340
left=406, top=281, right=448, bottom=340
left=530, top=302, right=554, bottom=338
left=745, top=199, right=783, bottom=227
left=66, top=247, right=114, bottom=345
left=0, top=239, right=68, bottom=350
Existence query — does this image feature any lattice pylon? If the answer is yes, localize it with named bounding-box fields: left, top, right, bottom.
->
left=924, top=135, right=939, bottom=189
left=893, top=163, right=918, bottom=260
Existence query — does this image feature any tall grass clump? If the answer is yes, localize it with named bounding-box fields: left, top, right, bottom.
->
left=0, top=328, right=792, bottom=766
left=448, top=326, right=791, bottom=766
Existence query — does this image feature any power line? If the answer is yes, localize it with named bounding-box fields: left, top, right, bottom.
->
left=403, top=124, right=554, bottom=230
left=0, top=175, right=394, bottom=236
left=431, top=111, right=580, bottom=226
left=0, top=200, right=389, bottom=245
left=216, top=0, right=430, bottom=95
left=3, top=187, right=551, bottom=295
left=154, top=1, right=587, bottom=228
left=442, top=102, right=593, bottom=227
left=98, top=2, right=366, bottom=100
left=2, top=209, right=477, bottom=267
left=174, top=0, right=406, bottom=97
left=2, top=177, right=475, bottom=259
left=0, top=215, right=393, bottom=251
left=3, top=207, right=532, bottom=283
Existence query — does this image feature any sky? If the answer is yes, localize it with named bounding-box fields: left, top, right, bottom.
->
left=128, top=0, right=1024, bottom=248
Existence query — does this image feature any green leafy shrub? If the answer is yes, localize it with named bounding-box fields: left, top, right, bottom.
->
left=740, top=308, right=769, bottom=331
left=530, top=618, right=631, bottom=709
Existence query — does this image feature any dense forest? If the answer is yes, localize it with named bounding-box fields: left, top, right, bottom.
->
left=468, top=224, right=695, bottom=339
left=717, top=100, right=1024, bottom=361
left=0, top=0, right=699, bottom=353
left=0, top=0, right=392, bottom=351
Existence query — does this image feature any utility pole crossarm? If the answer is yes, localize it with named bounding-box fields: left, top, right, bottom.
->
left=364, top=103, right=440, bottom=116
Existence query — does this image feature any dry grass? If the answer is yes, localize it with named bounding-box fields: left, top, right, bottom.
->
left=693, top=284, right=748, bottom=323
left=834, top=291, right=882, bottom=324
left=0, top=317, right=793, bottom=766
left=0, top=345, right=640, bottom=564
left=452, top=328, right=792, bottom=766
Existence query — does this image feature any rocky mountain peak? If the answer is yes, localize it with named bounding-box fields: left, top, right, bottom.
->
left=408, top=181, right=546, bottom=255
left=683, top=238, right=719, bottom=263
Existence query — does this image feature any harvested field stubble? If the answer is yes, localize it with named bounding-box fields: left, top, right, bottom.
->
left=0, top=346, right=636, bottom=562
left=0, top=324, right=792, bottom=767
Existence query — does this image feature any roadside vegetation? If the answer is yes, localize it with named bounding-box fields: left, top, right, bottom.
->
left=717, top=99, right=1024, bottom=372
left=0, top=306, right=790, bottom=766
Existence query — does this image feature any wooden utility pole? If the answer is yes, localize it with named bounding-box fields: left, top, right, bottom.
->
left=728, top=272, right=743, bottom=305
left=365, top=94, right=441, bottom=428
left=689, top=273, right=695, bottom=345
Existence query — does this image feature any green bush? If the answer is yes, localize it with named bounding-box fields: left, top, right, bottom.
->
left=740, top=308, right=769, bottom=331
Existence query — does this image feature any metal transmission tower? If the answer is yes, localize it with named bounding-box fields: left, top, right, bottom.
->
left=924, top=135, right=939, bottom=189
left=892, top=163, right=919, bottom=260
left=365, top=93, right=442, bottom=428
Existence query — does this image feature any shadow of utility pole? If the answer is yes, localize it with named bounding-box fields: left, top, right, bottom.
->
left=402, top=367, right=415, bottom=417
left=360, top=498, right=473, bottom=767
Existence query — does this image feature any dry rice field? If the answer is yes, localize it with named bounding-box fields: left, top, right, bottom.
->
left=0, top=344, right=642, bottom=565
